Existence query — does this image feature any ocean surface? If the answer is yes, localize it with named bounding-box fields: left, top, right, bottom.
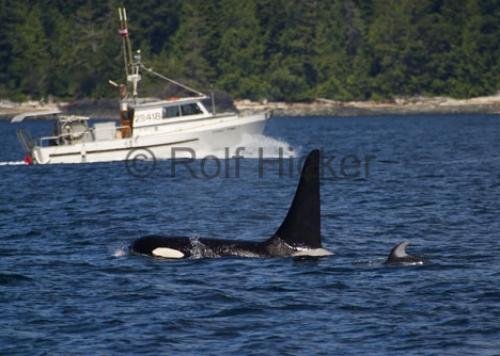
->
left=1, top=115, right=499, bottom=355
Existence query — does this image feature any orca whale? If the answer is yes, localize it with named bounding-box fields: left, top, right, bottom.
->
left=130, top=149, right=332, bottom=259
left=385, top=241, right=424, bottom=265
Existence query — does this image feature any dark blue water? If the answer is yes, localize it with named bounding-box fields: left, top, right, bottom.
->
left=1, top=115, right=499, bottom=355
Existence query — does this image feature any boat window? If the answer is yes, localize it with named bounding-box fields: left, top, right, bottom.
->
left=162, top=105, right=180, bottom=118
left=180, top=103, right=203, bottom=116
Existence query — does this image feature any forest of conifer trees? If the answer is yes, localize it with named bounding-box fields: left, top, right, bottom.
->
left=0, top=0, right=499, bottom=102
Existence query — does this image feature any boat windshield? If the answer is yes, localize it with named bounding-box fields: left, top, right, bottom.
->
left=162, top=103, right=204, bottom=119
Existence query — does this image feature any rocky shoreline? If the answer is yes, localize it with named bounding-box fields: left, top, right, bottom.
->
left=0, top=99, right=63, bottom=118
left=1, top=94, right=500, bottom=119
left=0, top=99, right=117, bottom=120
left=235, top=94, right=500, bottom=117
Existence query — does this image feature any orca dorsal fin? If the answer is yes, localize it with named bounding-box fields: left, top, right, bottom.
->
left=389, top=241, right=410, bottom=259
left=269, top=149, right=321, bottom=248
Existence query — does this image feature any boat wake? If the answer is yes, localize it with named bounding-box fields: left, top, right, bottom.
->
left=236, top=133, right=299, bottom=159
left=0, top=161, right=26, bottom=166
left=195, top=134, right=298, bottom=159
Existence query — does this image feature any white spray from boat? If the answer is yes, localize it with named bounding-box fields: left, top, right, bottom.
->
left=0, top=161, right=27, bottom=166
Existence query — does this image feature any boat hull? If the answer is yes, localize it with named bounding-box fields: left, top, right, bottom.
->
left=31, top=113, right=268, bottom=164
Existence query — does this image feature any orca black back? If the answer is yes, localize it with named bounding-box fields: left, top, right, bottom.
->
left=130, top=149, right=330, bottom=259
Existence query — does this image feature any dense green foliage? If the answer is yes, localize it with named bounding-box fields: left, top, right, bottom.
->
left=0, top=0, right=499, bottom=101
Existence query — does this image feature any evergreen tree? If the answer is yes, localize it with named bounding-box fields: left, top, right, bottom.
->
left=69, top=1, right=121, bottom=98
left=0, top=0, right=18, bottom=97
left=367, top=0, right=422, bottom=98
left=451, top=0, right=491, bottom=97
left=215, top=0, right=268, bottom=99
left=258, top=0, right=318, bottom=101
left=166, top=0, right=217, bottom=88
left=313, top=0, right=367, bottom=100
left=40, top=6, right=78, bottom=98
left=8, top=3, right=49, bottom=99
left=480, top=0, right=500, bottom=93
left=123, top=0, right=181, bottom=55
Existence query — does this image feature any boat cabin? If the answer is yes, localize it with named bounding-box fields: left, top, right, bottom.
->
left=122, top=96, right=212, bottom=135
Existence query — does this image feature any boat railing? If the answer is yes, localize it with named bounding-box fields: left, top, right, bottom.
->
left=36, top=125, right=130, bottom=147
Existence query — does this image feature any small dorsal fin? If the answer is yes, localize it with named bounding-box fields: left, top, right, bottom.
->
left=268, top=149, right=321, bottom=248
left=389, top=241, right=409, bottom=258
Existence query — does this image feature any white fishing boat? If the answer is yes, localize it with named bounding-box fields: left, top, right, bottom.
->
left=12, top=8, right=269, bottom=165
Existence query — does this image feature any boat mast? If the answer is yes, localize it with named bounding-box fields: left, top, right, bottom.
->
left=118, top=7, right=140, bottom=98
